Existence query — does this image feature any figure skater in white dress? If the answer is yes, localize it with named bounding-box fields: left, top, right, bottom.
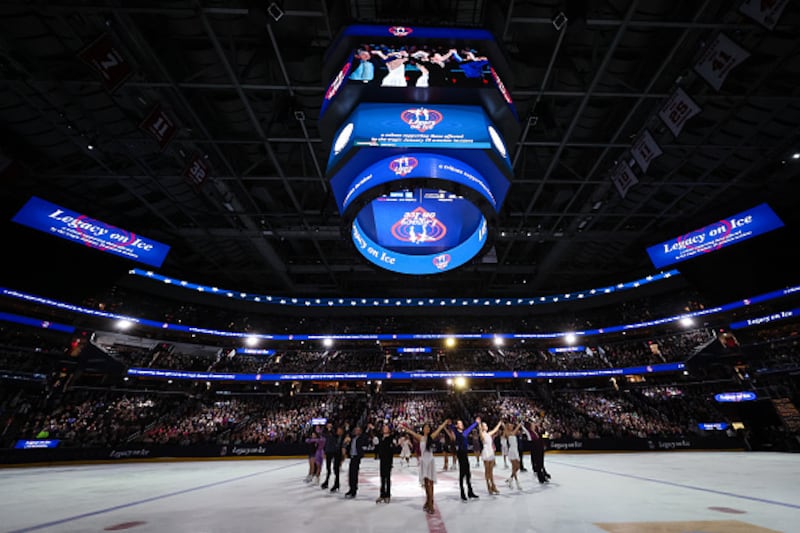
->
left=398, top=433, right=412, bottom=466
left=402, top=419, right=449, bottom=514
left=371, top=49, right=409, bottom=87
left=479, top=420, right=504, bottom=495
left=504, top=421, right=524, bottom=490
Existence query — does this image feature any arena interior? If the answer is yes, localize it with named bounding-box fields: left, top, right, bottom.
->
left=1, top=1, right=799, bottom=532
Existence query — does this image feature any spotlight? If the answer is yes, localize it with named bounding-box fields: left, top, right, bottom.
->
left=323, top=338, right=333, bottom=348
left=679, top=317, right=694, bottom=328
left=792, top=153, right=800, bottom=159
left=454, top=376, right=467, bottom=389
left=445, top=337, right=456, bottom=348
left=245, top=335, right=259, bottom=347
left=116, top=319, right=133, bottom=330
left=493, top=336, right=504, bottom=346
left=564, top=332, right=577, bottom=345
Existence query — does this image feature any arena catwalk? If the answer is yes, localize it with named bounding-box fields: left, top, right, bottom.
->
left=1, top=452, right=798, bottom=533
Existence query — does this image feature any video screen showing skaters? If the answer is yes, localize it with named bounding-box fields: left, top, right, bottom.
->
left=345, top=43, right=492, bottom=88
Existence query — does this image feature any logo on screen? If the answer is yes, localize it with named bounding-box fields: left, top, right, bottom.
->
left=325, top=61, right=352, bottom=101
left=678, top=218, right=732, bottom=254
left=391, top=206, right=447, bottom=244
left=401, top=108, right=443, bottom=132
left=389, top=156, right=418, bottom=176
left=433, top=254, right=451, bottom=270
left=388, top=26, right=413, bottom=37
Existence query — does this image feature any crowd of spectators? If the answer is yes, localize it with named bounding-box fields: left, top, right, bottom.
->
left=366, top=393, right=455, bottom=430
left=6, top=376, right=790, bottom=450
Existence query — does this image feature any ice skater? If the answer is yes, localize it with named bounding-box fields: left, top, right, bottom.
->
left=449, top=418, right=480, bottom=501
left=401, top=419, right=449, bottom=514
left=503, top=421, right=523, bottom=490
left=375, top=423, right=395, bottom=503
left=479, top=419, right=504, bottom=495
left=398, top=432, right=412, bottom=466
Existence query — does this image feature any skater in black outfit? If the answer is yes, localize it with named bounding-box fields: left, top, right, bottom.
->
left=323, top=424, right=345, bottom=491
left=375, top=423, right=395, bottom=503
left=448, top=418, right=480, bottom=501
left=344, top=424, right=370, bottom=498
left=527, top=422, right=551, bottom=483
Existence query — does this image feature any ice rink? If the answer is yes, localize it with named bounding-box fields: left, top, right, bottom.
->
left=1, top=451, right=798, bottom=533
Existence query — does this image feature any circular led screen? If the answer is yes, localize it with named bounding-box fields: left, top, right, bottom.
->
left=341, top=153, right=495, bottom=275
left=352, top=208, right=488, bottom=274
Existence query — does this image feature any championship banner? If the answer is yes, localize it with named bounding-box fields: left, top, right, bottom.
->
left=139, top=105, right=178, bottom=150
left=630, top=129, right=663, bottom=173
left=739, top=0, right=789, bottom=30
left=183, top=153, right=210, bottom=188
left=658, top=87, right=702, bottom=137
left=610, top=161, right=638, bottom=199
left=693, top=33, right=751, bottom=91
left=77, top=33, right=132, bottom=93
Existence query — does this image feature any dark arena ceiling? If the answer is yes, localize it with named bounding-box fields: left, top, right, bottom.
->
left=1, top=0, right=799, bottom=304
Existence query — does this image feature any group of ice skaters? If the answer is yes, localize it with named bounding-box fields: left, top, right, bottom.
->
left=397, top=419, right=552, bottom=491
left=302, top=417, right=551, bottom=513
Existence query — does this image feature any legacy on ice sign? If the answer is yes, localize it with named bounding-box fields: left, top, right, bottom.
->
left=646, top=203, right=784, bottom=269
left=321, top=24, right=519, bottom=275
left=12, top=196, right=170, bottom=268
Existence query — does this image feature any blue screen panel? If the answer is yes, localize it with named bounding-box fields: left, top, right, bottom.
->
left=646, top=203, right=784, bottom=269
left=127, top=362, right=686, bottom=382
left=335, top=152, right=502, bottom=213
left=14, top=439, right=60, bottom=449
left=397, top=347, right=432, bottom=353
left=361, top=189, right=483, bottom=255
left=352, top=214, right=487, bottom=275
left=729, top=307, right=799, bottom=330
left=12, top=196, right=170, bottom=268
left=714, top=392, right=757, bottom=402
left=328, top=103, right=508, bottom=171
left=698, top=422, right=729, bottom=431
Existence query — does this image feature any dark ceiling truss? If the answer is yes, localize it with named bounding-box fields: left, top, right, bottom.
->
left=0, top=1, right=799, bottom=298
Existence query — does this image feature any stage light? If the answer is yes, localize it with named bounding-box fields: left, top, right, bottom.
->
left=454, top=376, right=467, bottom=389
left=116, top=319, right=133, bottom=330
left=565, top=332, right=577, bottom=345
left=245, top=335, right=259, bottom=347
left=493, top=336, right=504, bottom=346
left=680, top=317, right=694, bottom=328
left=445, top=337, right=456, bottom=348
left=323, top=338, right=333, bottom=348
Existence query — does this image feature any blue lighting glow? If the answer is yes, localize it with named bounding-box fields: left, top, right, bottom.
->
left=3, top=282, right=799, bottom=342
left=126, top=268, right=681, bottom=308
left=127, top=362, right=686, bottom=382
